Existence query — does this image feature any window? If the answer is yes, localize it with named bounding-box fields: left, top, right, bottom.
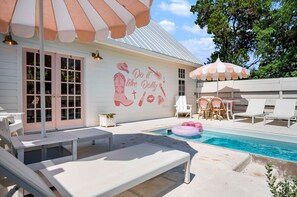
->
left=178, top=68, right=185, bottom=96
left=178, top=68, right=185, bottom=78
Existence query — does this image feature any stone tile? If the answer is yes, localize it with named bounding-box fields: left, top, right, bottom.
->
left=129, top=176, right=177, bottom=197
left=116, top=190, right=140, bottom=197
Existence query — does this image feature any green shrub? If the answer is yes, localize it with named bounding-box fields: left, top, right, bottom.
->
left=102, top=113, right=116, bottom=118
left=266, top=163, right=297, bottom=197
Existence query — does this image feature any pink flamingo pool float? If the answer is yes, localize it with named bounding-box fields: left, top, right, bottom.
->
left=171, top=122, right=203, bottom=137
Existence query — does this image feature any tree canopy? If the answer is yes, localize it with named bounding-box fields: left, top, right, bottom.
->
left=191, top=0, right=297, bottom=79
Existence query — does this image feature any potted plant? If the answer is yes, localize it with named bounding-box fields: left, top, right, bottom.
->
left=99, top=113, right=116, bottom=127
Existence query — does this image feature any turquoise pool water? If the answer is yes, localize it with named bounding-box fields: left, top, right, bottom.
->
left=152, top=129, right=297, bottom=162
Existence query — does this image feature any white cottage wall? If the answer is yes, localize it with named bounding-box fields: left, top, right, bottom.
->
left=0, top=44, right=20, bottom=112
left=0, top=37, right=197, bottom=130
left=85, top=44, right=197, bottom=125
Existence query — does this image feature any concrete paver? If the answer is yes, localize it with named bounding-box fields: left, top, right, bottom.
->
left=81, top=115, right=297, bottom=196
left=2, top=115, right=297, bottom=196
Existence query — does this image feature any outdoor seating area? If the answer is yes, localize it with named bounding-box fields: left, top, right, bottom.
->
left=0, top=1, right=296, bottom=196
left=0, top=115, right=114, bottom=171
left=197, top=97, right=297, bottom=127
left=197, top=97, right=230, bottom=121
left=1, top=114, right=297, bottom=196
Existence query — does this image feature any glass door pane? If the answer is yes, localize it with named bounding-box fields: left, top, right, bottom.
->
left=23, top=49, right=55, bottom=131
left=56, top=55, right=83, bottom=128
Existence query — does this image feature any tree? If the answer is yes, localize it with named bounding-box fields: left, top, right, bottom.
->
left=191, top=0, right=297, bottom=79
left=191, top=0, right=271, bottom=67
left=252, top=0, right=297, bottom=79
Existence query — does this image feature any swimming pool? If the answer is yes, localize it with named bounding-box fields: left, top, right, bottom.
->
left=152, top=128, right=297, bottom=162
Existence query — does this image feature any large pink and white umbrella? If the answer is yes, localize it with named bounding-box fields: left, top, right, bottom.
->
left=0, top=0, right=153, bottom=42
left=0, top=0, right=153, bottom=137
left=190, top=57, right=250, bottom=97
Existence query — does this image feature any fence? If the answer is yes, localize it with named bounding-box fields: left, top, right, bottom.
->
left=195, top=77, right=297, bottom=113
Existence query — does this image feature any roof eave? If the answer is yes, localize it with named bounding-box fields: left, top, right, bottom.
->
left=100, top=39, right=202, bottom=67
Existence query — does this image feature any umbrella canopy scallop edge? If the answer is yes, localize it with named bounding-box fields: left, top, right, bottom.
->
left=0, top=0, right=153, bottom=42
left=189, top=57, right=250, bottom=97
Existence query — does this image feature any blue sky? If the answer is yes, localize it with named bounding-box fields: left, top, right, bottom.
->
left=150, top=0, right=215, bottom=64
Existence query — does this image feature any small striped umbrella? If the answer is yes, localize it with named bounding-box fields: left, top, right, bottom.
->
left=0, top=0, right=153, bottom=137
left=190, top=57, right=250, bottom=97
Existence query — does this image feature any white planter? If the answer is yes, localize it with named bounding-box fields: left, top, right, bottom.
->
left=99, top=114, right=116, bottom=127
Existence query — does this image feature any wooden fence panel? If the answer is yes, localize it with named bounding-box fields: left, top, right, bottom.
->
left=195, top=77, right=297, bottom=113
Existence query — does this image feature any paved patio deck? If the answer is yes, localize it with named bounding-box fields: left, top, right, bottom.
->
left=75, top=115, right=296, bottom=197
left=1, top=115, right=296, bottom=196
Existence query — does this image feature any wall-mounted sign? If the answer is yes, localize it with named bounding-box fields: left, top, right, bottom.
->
left=113, top=63, right=166, bottom=107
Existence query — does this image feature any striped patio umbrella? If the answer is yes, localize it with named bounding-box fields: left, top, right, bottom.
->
left=190, top=57, right=250, bottom=97
left=0, top=0, right=153, bottom=42
left=0, top=0, right=153, bottom=137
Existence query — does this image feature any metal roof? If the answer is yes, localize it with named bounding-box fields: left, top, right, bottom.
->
left=108, top=20, right=203, bottom=66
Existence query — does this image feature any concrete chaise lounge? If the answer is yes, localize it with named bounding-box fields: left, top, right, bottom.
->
left=233, top=99, right=266, bottom=124
left=0, top=143, right=191, bottom=197
left=264, top=99, right=297, bottom=127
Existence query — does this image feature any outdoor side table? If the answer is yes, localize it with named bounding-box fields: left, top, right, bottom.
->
left=11, top=132, right=78, bottom=164
left=63, top=128, right=113, bottom=150
left=223, top=99, right=240, bottom=120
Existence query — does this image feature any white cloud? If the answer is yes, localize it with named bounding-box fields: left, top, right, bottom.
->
left=159, top=20, right=176, bottom=33
left=180, top=37, right=215, bottom=63
left=181, top=25, right=210, bottom=36
left=158, top=0, right=192, bottom=17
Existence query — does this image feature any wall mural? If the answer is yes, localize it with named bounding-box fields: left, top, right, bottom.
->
left=114, top=63, right=166, bottom=107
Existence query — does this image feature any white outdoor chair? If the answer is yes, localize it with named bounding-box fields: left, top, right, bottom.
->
left=0, top=108, right=24, bottom=136
left=233, top=99, right=266, bottom=124
left=264, top=99, right=297, bottom=127
left=175, top=96, right=192, bottom=118
left=0, top=116, right=17, bottom=151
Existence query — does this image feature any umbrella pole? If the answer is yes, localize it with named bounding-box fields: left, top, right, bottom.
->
left=39, top=0, right=46, bottom=138
left=216, top=80, right=219, bottom=97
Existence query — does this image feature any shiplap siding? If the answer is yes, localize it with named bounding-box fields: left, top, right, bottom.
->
left=85, top=45, right=197, bottom=125
left=0, top=38, right=197, bottom=130
left=196, top=78, right=297, bottom=113
left=0, top=44, right=19, bottom=112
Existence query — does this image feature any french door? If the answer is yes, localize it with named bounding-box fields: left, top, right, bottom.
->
left=23, top=49, right=84, bottom=132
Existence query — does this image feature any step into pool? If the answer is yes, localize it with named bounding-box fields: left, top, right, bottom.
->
left=152, top=129, right=297, bottom=162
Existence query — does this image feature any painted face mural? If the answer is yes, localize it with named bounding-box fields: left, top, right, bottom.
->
left=114, top=63, right=166, bottom=107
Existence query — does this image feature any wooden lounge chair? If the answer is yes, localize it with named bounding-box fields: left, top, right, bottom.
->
left=0, top=143, right=191, bottom=197
left=233, top=99, right=266, bottom=124
left=175, top=96, right=192, bottom=118
left=264, top=99, right=297, bottom=127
